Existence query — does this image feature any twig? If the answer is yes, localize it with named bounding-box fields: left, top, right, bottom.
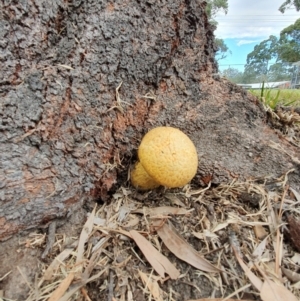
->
left=222, top=283, right=251, bottom=301
left=108, top=269, right=114, bottom=301
left=0, top=270, right=12, bottom=281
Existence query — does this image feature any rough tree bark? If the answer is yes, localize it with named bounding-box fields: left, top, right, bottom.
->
left=1, top=0, right=300, bottom=241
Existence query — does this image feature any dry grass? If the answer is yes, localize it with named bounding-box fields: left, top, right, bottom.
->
left=18, top=172, right=300, bottom=301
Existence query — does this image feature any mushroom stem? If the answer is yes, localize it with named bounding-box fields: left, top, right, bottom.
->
left=131, top=162, right=160, bottom=190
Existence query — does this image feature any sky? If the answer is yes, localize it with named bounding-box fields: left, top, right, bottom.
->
left=214, top=0, right=299, bottom=72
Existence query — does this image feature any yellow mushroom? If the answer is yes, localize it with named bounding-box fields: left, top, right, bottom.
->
left=131, top=127, right=198, bottom=190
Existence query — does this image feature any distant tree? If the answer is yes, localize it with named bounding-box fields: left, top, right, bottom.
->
left=206, top=0, right=228, bottom=22
left=242, top=65, right=263, bottom=84
left=206, top=0, right=230, bottom=62
left=278, top=18, right=300, bottom=62
left=245, top=35, right=278, bottom=76
left=279, top=0, right=300, bottom=13
left=215, top=38, right=231, bottom=61
left=268, top=62, right=293, bottom=81
left=242, top=20, right=300, bottom=83
left=233, top=18, right=300, bottom=84
left=221, top=67, right=244, bottom=83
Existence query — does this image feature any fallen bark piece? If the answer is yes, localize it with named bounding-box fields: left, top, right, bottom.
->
left=129, top=230, right=180, bottom=279
left=287, top=215, right=300, bottom=252
left=153, top=220, right=219, bottom=273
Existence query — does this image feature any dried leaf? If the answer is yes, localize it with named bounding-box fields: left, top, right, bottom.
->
left=274, top=231, right=283, bottom=277
left=138, top=270, right=164, bottom=301
left=212, top=222, right=229, bottom=232
left=129, top=230, right=180, bottom=279
left=292, top=281, right=300, bottom=289
left=291, top=252, right=300, bottom=264
left=165, top=193, right=186, bottom=207
left=57, top=268, right=108, bottom=301
left=154, top=220, right=219, bottom=273
left=186, top=299, right=254, bottom=301
left=48, top=237, right=110, bottom=301
left=48, top=272, right=75, bottom=301
left=263, top=262, right=276, bottom=276
left=234, top=248, right=298, bottom=301
left=77, top=206, right=96, bottom=264
left=266, top=194, right=278, bottom=234
left=43, top=248, right=74, bottom=281
left=253, top=224, right=268, bottom=239
left=233, top=248, right=263, bottom=291
left=93, top=216, right=106, bottom=226
left=110, top=228, right=132, bottom=238
left=82, top=237, right=110, bottom=281
left=281, top=267, right=300, bottom=283
left=252, top=236, right=268, bottom=260
left=57, top=64, right=74, bottom=70
left=127, top=286, right=133, bottom=301
left=123, top=214, right=140, bottom=228
left=260, top=278, right=298, bottom=301
left=201, top=216, right=211, bottom=230
left=290, top=187, right=300, bottom=202
left=134, top=206, right=192, bottom=216
left=192, top=230, right=219, bottom=241
left=227, top=213, right=269, bottom=227
left=118, top=204, right=135, bottom=222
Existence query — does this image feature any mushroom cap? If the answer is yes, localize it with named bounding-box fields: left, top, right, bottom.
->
left=138, top=127, right=198, bottom=188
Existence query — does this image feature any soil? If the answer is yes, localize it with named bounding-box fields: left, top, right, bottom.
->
left=0, top=205, right=87, bottom=299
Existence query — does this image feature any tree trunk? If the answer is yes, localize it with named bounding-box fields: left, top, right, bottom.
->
left=1, top=0, right=299, bottom=241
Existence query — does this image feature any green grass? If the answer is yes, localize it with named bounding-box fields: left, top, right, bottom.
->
left=249, top=88, right=300, bottom=109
